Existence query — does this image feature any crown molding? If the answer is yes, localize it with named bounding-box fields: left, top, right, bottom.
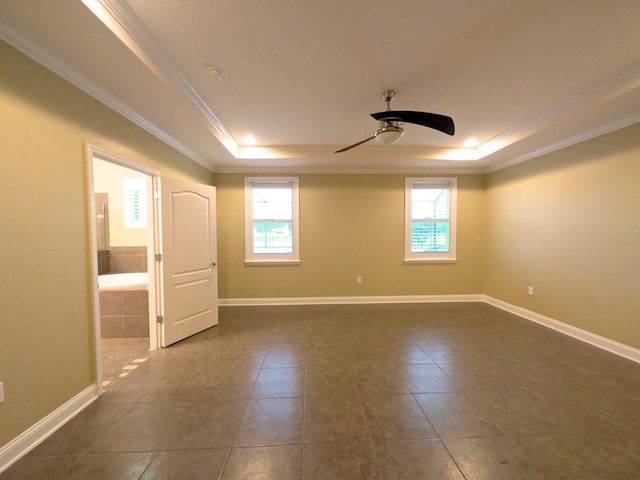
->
left=482, top=62, right=640, bottom=173
left=4, top=4, right=639, bottom=172
left=484, top=108, right=640, bottom=173
left=0, top=20, right=212, bottom=170
left=83, top=0, right=238, bottom=155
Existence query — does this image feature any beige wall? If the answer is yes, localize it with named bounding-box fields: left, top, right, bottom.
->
left=0, top=40, right=213, bottom=447
left=484, top=123, right=640, bottom=350
left=215, top=173, right=485, bottom=299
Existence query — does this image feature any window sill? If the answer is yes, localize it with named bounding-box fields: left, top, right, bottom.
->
left=245, top=259, right=302, bottom=266
left=403, top=257, right=457, bottom=264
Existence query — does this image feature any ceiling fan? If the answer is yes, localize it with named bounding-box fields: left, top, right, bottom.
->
left=335, top=90, right=455, bottom=153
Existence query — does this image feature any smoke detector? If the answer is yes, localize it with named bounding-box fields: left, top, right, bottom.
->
left=206, top=66, right=224, bottom=80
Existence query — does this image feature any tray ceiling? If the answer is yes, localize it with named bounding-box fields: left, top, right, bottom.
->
left=1, top=0, right=639, bottom=172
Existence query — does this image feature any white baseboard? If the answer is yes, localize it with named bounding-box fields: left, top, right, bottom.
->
left=483, top=295, right=640, bottom=364
left=219, top=294, right=484, bottom=306
left=0, top=385, right=98, bottom=474
left=221, top=294, right=640, bottom=364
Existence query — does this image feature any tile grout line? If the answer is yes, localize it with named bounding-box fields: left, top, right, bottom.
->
left=406, top=349, right=471, bottom=480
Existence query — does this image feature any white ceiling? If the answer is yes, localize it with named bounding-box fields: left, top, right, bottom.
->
left=1, top=0, right=640, bottom=173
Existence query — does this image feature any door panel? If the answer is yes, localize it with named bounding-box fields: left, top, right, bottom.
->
left=173, top=278, right=214, bottom=321
left=159, top=177, right=217, bottom=347
left=171, top=192, right=211, bottom=274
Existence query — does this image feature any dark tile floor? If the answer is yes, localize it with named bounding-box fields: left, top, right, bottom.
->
left=3, top=303, right=640, bottom=479
left=101, top=337, right=151, bottom=382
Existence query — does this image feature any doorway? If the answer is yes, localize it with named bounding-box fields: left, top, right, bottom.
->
left=85, top=145, right=159, bottom=394
left=86, top=144, right=219, bottom=394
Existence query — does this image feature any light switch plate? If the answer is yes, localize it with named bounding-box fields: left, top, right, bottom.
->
left=0, top=382, right=4, bottom=403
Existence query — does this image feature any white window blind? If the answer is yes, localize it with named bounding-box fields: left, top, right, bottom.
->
left=122, top=177, right=147, bottom=229
left=245, top=177, right=300, bottom=264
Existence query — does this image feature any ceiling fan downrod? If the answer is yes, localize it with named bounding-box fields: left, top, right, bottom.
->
left=381, top=89, right=396, bottom=110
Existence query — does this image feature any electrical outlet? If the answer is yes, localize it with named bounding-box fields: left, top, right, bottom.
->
left=0, top=382, right=4, bottom=403
left=356, top=276, right=362, bottom=285
left=528, top=286, right=534, bottom=296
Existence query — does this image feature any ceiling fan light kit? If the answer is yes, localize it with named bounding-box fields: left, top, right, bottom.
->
left=335, top=89, right=455, bottom=153
left=374, top=124, right=404, bottom=144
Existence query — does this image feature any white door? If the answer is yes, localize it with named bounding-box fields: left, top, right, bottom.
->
left=158, top=177, right=218, bottom=347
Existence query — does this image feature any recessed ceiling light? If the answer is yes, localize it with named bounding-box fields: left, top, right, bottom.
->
left=464, top=138, right=479, bottom=148
left=242, top=135, right=257, bottom=145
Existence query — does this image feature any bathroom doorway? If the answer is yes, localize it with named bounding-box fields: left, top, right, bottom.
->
left=86, top=144, right=219, bottom=394
left=85, top=145, right=159, bottom=392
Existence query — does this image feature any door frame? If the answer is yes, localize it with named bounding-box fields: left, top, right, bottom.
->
left=84, top=144, right=160, bottom=395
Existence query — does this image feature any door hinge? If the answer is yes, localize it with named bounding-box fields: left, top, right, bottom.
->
left=156, top=315, right=164, bottom=324
left=155, top=253, right=162, bottom=262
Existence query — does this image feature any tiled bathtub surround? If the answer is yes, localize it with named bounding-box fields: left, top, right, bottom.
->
left=3, top=303, right=640, bottom=479
left=108, top=246, right=147, bottom=274
left=99, top=290, right=149, bottom=338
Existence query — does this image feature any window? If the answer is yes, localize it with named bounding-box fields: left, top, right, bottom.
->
left=245, top=177, right=300, bottom=265
left=122, top=177, right=147, bottom=229
left=404, top=177, right=457, bottom=263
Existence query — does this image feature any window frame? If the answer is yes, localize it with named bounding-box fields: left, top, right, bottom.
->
left=404, top=177, right=457, bottom=264
left=244, top=176, right=300, bottom=265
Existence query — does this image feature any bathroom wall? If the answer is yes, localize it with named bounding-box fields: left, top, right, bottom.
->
left=108, top=247, right=148, bottom=274
left=93, top=158, right=148, bottom=247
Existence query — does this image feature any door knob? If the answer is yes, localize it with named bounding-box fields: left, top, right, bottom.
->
left=210, top=262, right=217, bottom=267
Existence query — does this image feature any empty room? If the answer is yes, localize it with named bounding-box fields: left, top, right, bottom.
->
left=1, top=1, right=639, bottom=479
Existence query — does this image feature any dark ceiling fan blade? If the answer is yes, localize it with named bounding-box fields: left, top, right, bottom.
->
left=335, top=134, right=377, bottom=153
left=371, top=110, right=455, bottom=135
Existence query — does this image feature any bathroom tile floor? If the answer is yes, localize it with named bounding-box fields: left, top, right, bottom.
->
left=3, top=303, right=640, bottom=479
